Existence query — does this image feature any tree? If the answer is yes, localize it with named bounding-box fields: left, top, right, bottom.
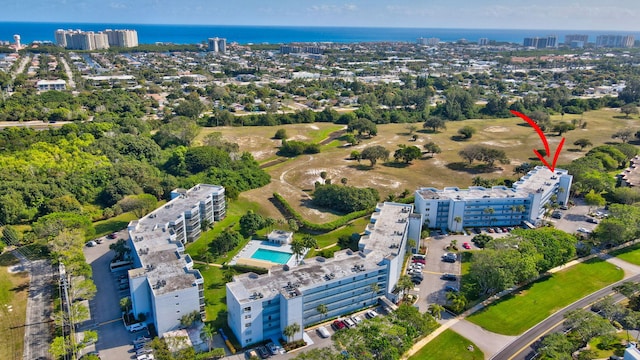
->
left=446, top=291, right=467, bottom=313
left=471, top=234, right=492, bottom=248
left=283, top=323, right=301, bottom=342
left=396, top=275, right=415, bottom=298
left=200, top=323, right=215, bottom=351
left=340, top=177, right=348, bottom=185
left=49, top=336, right=71, bottom=360
left=120, top=297, right=132, bottom=313
left=613, top=129, right=634, bottom=143
left=423, top=116, right=446, bottom=132
left=361, top=145, right=390, bottom=166
left=316, top=304, right=328, bottom=319
left=573, top=138, right=593, bottom=150
left=393, top=144, right=422, bottom=164
left=370, top=282, right=381, bottom=301
left=239, top=211, right=265, bottom=236
left=584, top=190, right=606, bottom=212
left=564, top=309, right=615, bottom=347
left=423, top=142, right=442, bottom=158
left=459, top=144, right=483, bottom=164
left=274, top=128, right=288, bottom=139
left=619, top=79, right=640, bottom=104
left=405, top=124, right=418, bottom=135
left=69, top=278, right=97, bottom=302
left=552, top=122, right=575, bottom=136
left=428, top=303, right=445, bottom=320
left=291, top=238, right=306, bottom=265
left=538, top=333, right=575, bottom=360
left=179, top=310, right=201, bottom=328
left=347, top=118, right=377, bottom=138
left=621, top=103, right=639, bottom=118
left=457, top=126, right=476, bottom=139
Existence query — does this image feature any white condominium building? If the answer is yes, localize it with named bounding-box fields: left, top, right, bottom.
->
left=126, top=184, right=225, bottom=336
left=415, top=166, right=572, bottom=232
left=55, top=28, right=138, bottom=50
left=226, top=202, right=423, bottom=346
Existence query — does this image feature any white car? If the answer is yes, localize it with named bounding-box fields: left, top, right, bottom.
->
left=365, top=310, right=378, bottom=319
left=343, top=317, right=356, bottom=328
left=351, top=315, right=363, bottom=325
left=129, top=323, right=148, bottom=333
left=316, top=326, right=330, bottom=338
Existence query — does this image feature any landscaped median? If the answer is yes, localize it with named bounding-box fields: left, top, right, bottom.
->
left=466, top=258, right=624, bottom=335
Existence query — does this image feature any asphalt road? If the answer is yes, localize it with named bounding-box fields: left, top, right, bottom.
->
left=17, top=254, right=54, bottom=360
left=491, top=273, right=640, bottom=360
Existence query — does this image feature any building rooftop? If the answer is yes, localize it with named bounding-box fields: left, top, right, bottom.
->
left=619, top=156, right=640, bottom=187
left=227, top=202, right=413, bottom=303
left=416, top=166, right=569, bottom=201
left=128, top=184, right=223, bottom=296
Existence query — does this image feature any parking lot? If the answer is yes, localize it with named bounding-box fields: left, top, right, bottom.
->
left=81, top=230, right=151, bottom=360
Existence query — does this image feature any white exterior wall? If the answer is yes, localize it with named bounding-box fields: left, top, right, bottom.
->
left=558, top=174, right=572, bottom=205
left=449, top=201, right=466, bottom=232
left=153, top=286, right=200, bottom=335
left=130, top=275, right=153, bottom=321
left=408, top=214, right=424, bottom=252
left=280, top=294, right=304, bottom=342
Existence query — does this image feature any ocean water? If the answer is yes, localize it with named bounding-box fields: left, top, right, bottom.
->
left=1, top=22, right=640, bottom=46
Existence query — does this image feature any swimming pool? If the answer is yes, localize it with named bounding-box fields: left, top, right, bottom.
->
left=251, top=248, right=293, bottom=264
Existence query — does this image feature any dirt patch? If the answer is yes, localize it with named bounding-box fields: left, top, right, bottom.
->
left=481, top=140, right=522, bottom=147
left=308, top=125, right=320, bottom=130
left=484, top=126, right=510, bottom=133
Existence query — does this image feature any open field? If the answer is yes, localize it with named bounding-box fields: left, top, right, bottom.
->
left=207, top=109, right=640, bottom=223
left=0, top=252, right=29, bottom=360
left=611, top=243, right=640, bottom=265
left=93, top=212, right=138, bottom=237
left=409, top=329, right=484, bottom=360
left=466, top=258, right=624, bottom=335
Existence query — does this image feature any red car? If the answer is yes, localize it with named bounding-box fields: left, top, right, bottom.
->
left=412, top=258, right=426, bottom=264
left=462, top=242, right=471, bottom=249
left=332, top=320, right=346, bottom=330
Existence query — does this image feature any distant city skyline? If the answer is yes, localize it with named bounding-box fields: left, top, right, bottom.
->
left=2, top=0, right=639, bottom=31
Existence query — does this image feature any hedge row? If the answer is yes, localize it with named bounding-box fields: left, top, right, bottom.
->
left=272, top=192, right=372, bottom=232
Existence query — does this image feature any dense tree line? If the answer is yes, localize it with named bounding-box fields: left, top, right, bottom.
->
left=312, top=184, right=379, bottom=214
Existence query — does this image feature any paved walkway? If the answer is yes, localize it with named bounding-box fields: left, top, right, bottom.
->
left=451, top=320, right=517, bottom=358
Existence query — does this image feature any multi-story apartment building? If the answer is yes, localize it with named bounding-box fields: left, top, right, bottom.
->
left=415, top=166, right=572, bottom=232
left=523, top=35, right=557, bottom=49
left=226, top=202, right=423, bottom=346
left=564, top=34, right=589, bottom=45
left=105, top=29, right=139, bottom=47
left=126, top=184, right=225, bottom=336
left=55, top=29, right=138, bottom=50
left=416, top=37, right=440, bottom=46
left=596, top=35, right=635, bottom=48
left=208, top=37, right=227, bottom=53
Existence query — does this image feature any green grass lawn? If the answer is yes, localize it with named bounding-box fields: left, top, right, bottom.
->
left=466, top=258, right=624, bottom=335
left=587, top=332, right=629, bottom=359
left=185, top=197, right=262, bottom=262
left=0, top=253, right=29, bottom=360
left=611, top=243, right=640, bottom=265
left=195, top=264, right=229, bottom=329
left=409, top=329, right=483, bottom=360
left=93, top=212, right=137, bottom=237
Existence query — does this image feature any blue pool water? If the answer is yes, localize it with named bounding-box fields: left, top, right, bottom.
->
left=251, top=248, right=292, bottom=264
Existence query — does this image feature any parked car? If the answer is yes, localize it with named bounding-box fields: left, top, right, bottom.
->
left=445, top=286, right=459, bottom=292
left=128, top=323, right=147, bottom=333
left=412, top=254, right=426, bottom=260
left=411, top=276, right=422, bottom=285
left=412, top=258, right=426, bottom=264
left=316, top=326, right=331, bottom=338
left=266, top=342, right=281, bottom=355
left=442, top=253, right=456, bottom=263
left=343, top=317, right=356, bottom=328
left=586, top=217, right=599, bottom=224
left=351, top=315, right=363, bottom=325
left=365, top=310, right=378, bottom=319
left=462, top=242, right=471, bottom=249
left=551, top=211, right=563, bottom=219
left=245, top=349, right=259, bottom=359
left=488, top=228, right=495, bottom=233
left=256, top=346, right=270, bottom=359
left=85, top=241, right=97, bottom=247
left=108, top=232, right=118, bottom=239
left=332, top=320, right=346, bottom=330
left=441, top=273, right=457, bottom=281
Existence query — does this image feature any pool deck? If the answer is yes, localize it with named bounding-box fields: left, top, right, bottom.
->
left=230, top=239, right=300, bottom=268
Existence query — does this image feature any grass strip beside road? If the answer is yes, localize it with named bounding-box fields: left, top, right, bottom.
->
left=466, top=258, right=623, bottom=335
left=409, top=329, right=484, bottom=360
left=610, top=243, right=640, bottom=265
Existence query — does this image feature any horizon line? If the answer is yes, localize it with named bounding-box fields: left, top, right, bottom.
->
left=1, top=21, right=639, bottom=33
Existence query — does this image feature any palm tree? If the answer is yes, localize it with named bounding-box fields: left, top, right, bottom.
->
left=453, top=216, right=462, bottom=232
left=316, top=304, right=328, bottom=320
left=483, top=207, right=495, bottom=227
left=302, top=234, right=317, bottom=250
left=290, top=239, right=306, bottom=265
left=446, top=292, right=468, bottom=314
left=396, top=275, right=415, bottom=300
left=370, top=283, right=381, bottom=303
left=407, top=238, right=417, bottom=253
left=283, top=323, right=300, bottom=342
left=428, top=304, right=445, bottom=320
left=200, top=323, right=215, bottom=351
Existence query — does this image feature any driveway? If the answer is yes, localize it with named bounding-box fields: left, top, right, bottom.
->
left=81, top=232, right=145, bottom=360
left=549, top=199, right=600, bottom=235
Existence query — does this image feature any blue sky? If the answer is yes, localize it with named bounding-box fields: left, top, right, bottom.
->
left=3, top=0, right=639, bottom=30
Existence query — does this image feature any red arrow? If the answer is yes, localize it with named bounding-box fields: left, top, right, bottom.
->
left=510, top=110, right=565, bottom=172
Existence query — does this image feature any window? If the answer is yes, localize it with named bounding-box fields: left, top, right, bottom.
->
left=243, top=307, right=251, bottom=312
left=245, top=323, right=251, bottom=328
left=268, top=316, right=271, bottom=320
left=244, top=315, right=251, bottom=319
left=175, top=295, right=179, bottom=298
left=176, top=303, right=179, bottom=306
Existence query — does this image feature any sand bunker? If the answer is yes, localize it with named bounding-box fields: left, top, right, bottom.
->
left=484, top=126, right=510, bottom=133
